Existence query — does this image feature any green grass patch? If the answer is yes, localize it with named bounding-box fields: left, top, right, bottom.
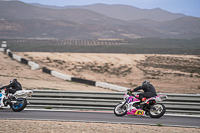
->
left=45, top=106, right=52, bottom=109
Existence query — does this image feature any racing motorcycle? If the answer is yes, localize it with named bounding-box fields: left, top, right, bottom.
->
left=0, top=88, right=33, bottom=112
left=114, top=91, right=167, bottom=118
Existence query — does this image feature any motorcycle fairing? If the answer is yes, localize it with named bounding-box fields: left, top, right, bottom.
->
left=0, top=93, right=4, bottom=107
left=127, top=108, right=144, bottom=116
left=126, top=95, right=167, bottom=116
left=124, top=94, right=140, bottom=103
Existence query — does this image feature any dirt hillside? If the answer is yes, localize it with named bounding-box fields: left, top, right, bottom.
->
left=0, top=52, right=200, bottom=94
left=0, top=52, right=111, bottom=92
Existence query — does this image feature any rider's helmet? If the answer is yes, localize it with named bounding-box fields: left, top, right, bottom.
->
left=142, top=81, right=150, bottom=86
left=10, top=78, right=17, bottom=83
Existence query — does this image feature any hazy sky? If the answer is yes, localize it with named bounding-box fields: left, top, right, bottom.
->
left=18, top=0, right=200, bottom=17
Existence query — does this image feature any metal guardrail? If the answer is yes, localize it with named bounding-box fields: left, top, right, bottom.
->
left=27, top=90, right=200, bottom=115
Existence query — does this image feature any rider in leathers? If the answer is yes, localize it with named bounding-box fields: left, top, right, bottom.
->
left=1, top=78, right=22, bottom=96
left=127, top=81, right=158, bottom=116
left=128, top=81, right=157, bottom=102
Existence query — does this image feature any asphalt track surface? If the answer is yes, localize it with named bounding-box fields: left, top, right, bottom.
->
left=0, top=109, right=199, bottom=128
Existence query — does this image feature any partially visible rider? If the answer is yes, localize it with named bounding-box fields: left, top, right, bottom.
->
left=1, top=78, right=22, bottom=97
left=126, top=81, right=157, bottom=114
left=128, top=81, right=157, bottom=102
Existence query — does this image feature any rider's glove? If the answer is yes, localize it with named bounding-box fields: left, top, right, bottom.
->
left=127, top=89, right=132, bottom=94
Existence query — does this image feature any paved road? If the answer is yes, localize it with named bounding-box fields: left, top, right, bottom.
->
left=0, top=109, right=199, bottom=128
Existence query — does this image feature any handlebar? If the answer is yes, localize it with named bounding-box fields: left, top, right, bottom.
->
left=0, top=86, right=7, bottom=90
left=126, top=91, right=136, bottom=97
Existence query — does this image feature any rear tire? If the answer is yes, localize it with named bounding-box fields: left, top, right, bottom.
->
left=114, top=103, right=127, bottom=116
left=11, top=98, right=27, bottom=112
left=149, top=103, right=166, bottom=118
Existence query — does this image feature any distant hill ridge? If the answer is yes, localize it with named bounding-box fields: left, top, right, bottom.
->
left=0, top=1, right=200, bottom=39
left=30, top=3, right=186, bottom=21
left=78, top=3, right=186, bottom=21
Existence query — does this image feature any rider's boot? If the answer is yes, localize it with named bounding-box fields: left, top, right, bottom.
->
left=1, top=99, right=10, bottom=108
left=143, top=113, right=148, bottom=117
left=3, top=94, right=12, bottom=106
left=142, top=111, right=149, bottom=117
left=3, top=98, right=11, bottom=106
left=4, top=95, right=8, bottom=100
left=3, top=99, right=8, bottom=106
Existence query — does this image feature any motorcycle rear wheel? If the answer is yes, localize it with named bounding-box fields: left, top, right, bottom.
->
left=11, top=98, right=27, bottom=112
left=149, top=103, right=166, bottom=118
left=114, top=103, right=127, bottom=116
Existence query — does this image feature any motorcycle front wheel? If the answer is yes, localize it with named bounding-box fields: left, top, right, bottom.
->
left=149, top=103, right=166, bottom=118
left=114, top=103, right=127, bottom=116
left=11, top=98, right=27, bottom=112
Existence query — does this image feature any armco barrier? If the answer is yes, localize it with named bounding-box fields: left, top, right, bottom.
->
left=27, top=90, right=200, bottom=115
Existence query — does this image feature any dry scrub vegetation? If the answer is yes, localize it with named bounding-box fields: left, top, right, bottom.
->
left=1, top=52, right=198, bottom=94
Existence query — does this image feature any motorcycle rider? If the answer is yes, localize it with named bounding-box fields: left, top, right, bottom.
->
left=0, top=78, right=22, bottom=105
left=1, top=78, right=22, bottom=96
left=127, top=81, right=157, bottom=115
left=128, top=81, right=157, bottom=102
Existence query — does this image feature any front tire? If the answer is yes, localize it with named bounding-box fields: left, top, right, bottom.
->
left=11, top=98, right=27, bottom=112
left=149, top=103, right=166, bottom=118
left=114, top=103, right=127, bottom=116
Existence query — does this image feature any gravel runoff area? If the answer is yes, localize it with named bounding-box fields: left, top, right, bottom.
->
left=0, top=120, right=199, bottom=133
